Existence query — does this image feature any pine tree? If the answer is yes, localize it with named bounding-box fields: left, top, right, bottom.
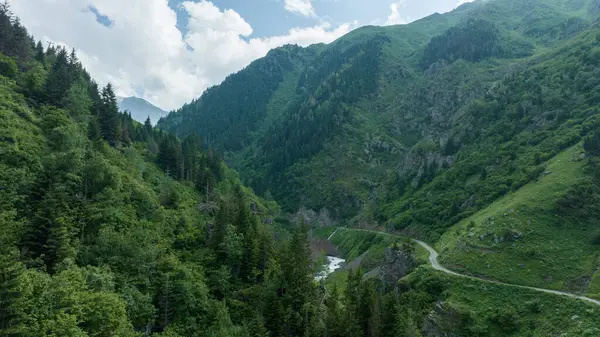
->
left=358, top=281, right=377, bottom=337
left=158, top=134, right=182, bottom=177
left=343, top=269, right=362, bottom=337
left=380, top=293, right=400, bottom=337
left=280, top=223, right=316, bottom=336
left=62, top=75, right=92, bottom=121
left=264, top=291, right=286, bottom=337
left=235, top=198, right=253, bottom=235
left=240, top=225, right=259, bottom=283
left=143, top=116, right=153, bottom=140
left=98, top=84, right=119, bottom=145
left=211, top=201, right=229, bottom=265
left=247, top=313, right=268, bottom=337
left=118, top=112, right=134, bottom=145
left=7, top=18, right=30, bottom=62
left=182, top=133, right=201, bottom=181
left=34, top=41, right=44, bottom=63
left=68, top=48, right=80, bottom=70
left=0, top=2, right=12, bottom=51
left=45, top=48, right=72, bottom=105
left=88, top=117, right=102, bottom=142
left=324, top=284, right=344, bottom=337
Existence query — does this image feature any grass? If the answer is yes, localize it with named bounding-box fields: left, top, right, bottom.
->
left=313, top=227, right=430, bottom=291
left=329, top=228, right=429, bottom=270
left=406, top=267, right=600, bottom=337
left=437, top=145, right=600, bottom=292
left=310, top=226, right=337, bottom=240
left=587, top=268, right=600, bottom=300
left=319, top=227, right=429, bottom=291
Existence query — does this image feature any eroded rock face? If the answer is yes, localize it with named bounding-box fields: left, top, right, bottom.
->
left=379, top=247, right=416, bottom=284
left=295, top=206, right=336, bottom=227
left=396, top=149, right=455, bottom=188
left=422, top=302, right=463, bottom=337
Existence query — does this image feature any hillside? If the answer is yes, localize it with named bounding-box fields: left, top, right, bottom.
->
left=158, top=0, right=600, bottom=236
left=437, top=144, right=600, bottom=296
left=118, top=96, right=167, bottom=125
left=310, top=227, right=600, bottom=336
left=0, top=5, right=361, bottom=336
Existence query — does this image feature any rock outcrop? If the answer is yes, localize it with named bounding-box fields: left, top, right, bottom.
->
left=379, top=246, right=416, bottom=284
left=422, top=302, right=464, bottom=337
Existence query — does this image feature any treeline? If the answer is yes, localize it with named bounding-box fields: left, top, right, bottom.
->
left=420, top=18, right=533, bottom=69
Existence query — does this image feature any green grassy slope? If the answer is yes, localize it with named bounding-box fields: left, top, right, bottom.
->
left=329, top=228, right=429, bottom=268
left=406, top=267, right=600, bottom=336
left=437, top=145, right=600, bottom=293
left=312, top=227, right=429, bottom=272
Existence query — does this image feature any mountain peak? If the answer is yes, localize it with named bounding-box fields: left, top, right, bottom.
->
left=118, top=96, right=167, bottom=125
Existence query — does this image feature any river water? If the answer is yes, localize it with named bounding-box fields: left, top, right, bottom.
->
left=315, top=256, right=345, bottom=281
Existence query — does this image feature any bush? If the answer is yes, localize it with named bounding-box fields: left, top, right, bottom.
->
left=0, top=53, right=18, bottom=79
left=488, top=306, right=520, bottom=332
left=584, top=131, right=600, bottom=156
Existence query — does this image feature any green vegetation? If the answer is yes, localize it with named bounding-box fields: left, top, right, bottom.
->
left=419, top=17, right=533, bottom=68
left=322, top=263, right=600, bottom=337
left=155, top=1, right=600, bottom=331
left=159, top=0, right=600, bottom=234
left=310, top=226, right=337, bottom=240
left=0, top=5, right=375, bottom=336
left=5, top=0, right=600, bottom=335
left=404, top=267, right=600, bottom=336
left=327, top=228, right=428, bottom=270
left=437, top=146, right=600, bottom=292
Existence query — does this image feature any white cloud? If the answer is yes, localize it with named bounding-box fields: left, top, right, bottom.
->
left=385, top=3, right=409, bottom=25
left=284, top=0, right=317, bottom=18
left=456, top=0, right=476, bottom=6
left=10, top=0, right=353, bottom=111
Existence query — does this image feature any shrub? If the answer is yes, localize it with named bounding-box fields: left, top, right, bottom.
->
left=0, top=53, right=18, bottom=79
left=488, top=306, right=520, bottom=332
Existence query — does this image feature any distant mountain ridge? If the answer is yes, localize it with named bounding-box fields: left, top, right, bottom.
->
left=118, top=96, right=167, bottom=125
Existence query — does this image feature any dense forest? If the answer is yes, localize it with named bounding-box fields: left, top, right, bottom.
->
left=0, top=3, right=465, bottom=336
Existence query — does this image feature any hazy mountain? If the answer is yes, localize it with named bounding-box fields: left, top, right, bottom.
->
left=118, top=96, right=167, bottom=125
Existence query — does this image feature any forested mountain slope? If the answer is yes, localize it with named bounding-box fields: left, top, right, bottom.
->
left=0, top=5, right=335, bottom=336
left=159, top=0, right=600, bottom=233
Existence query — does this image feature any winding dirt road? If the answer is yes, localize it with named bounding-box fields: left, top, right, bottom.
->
left=412, top=239, right=600, bottom=306
left=327, top=228, right=600, bottom=306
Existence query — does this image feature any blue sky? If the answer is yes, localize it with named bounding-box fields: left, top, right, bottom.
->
left=170, top=0, right=468, bottom=38
left=12, top=0, right=472, bottom=110
left=168, top=0, right=391, bottom=38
